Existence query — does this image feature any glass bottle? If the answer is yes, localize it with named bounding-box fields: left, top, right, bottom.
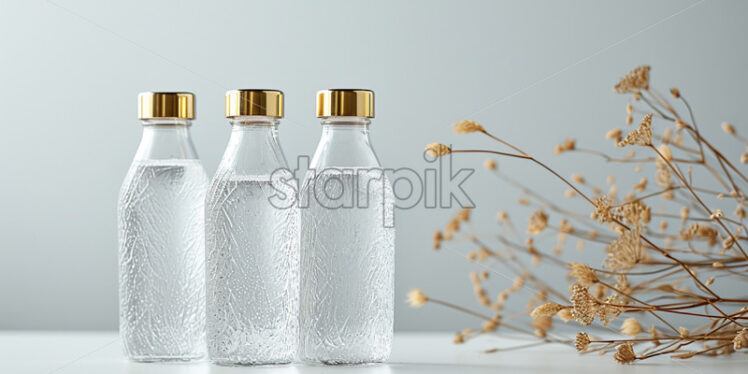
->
left=118, top=92, right=208, bottom=362
left=299, top=89, right=395, bottom=364
left=205, top=90, right=299, bottom=365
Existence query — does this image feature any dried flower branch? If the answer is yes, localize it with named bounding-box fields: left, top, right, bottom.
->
left=411, top=65, right=748, bottom=364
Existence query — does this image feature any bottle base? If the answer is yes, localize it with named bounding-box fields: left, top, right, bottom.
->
left=210, top=358, right=293, bottom=366
left=127, top=353, right=205, bottom=363
left=301, top=357, right=388, bottom=366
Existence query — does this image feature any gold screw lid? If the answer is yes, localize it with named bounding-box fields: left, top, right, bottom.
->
left=225, top=89, right=284, bottom=118
left=316, top=89, right=374, bottom=118
left=138, top=92, right=195, bottom=119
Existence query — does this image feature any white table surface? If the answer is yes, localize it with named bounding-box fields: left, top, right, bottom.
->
left=0, top=332, right=745, bottom=374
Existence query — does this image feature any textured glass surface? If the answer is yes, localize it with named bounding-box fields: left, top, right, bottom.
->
left=205, top=173, right=300, bottom=365
left=299, top=170, right=395, bottom=364
left=117, top=159, right=208, bottom=361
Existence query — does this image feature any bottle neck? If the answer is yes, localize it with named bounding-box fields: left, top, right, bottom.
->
left=134, top=119, right=199, bottom=160
left=218, top=116, right=288, bottom=175
left=310, top=117, right=380, bottom=168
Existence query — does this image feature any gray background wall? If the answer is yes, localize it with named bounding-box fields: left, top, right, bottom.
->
left=1, top=0, right=745, bottom=331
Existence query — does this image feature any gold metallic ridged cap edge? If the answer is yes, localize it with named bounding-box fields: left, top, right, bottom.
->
left=138, top=92, right=195, bottom=119
left=316, top=89, right=374, bottom=118
left=225, top=89, right=284, bottom=118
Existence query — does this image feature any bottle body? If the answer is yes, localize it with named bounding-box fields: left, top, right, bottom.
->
left=299, top=118, right=395, bottom=364
left=117, top=121, right=208, bottom=361
left=205, top=117, right=299, bottom=365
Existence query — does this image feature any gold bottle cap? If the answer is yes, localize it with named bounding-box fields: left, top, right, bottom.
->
left=138, top=92, right=195, bottom=119
left=316, top=89, right=374, bottom=118
left=225, top=89, right=284, bottom=118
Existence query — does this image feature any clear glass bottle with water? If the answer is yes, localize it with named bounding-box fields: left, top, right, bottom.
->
left=205, top=90, right=299, bottom=365
left=299, top=89, right=395, bottom=364
left=117, top=92, right=207, bottom=362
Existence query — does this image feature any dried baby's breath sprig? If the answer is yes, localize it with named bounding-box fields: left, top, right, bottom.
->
left=604, top=229, right=644, bottom=271
left=617, top=114, right=653, bottom=147
left=614, top=343, right=637, bottom=364
left=614, top=65, right=650, bottom=94
left=453, top=120, right=485, bottom=134
left=425, top=143, right=452, bottom=157
left=417, top=65, right=748, bottom=364
left=406, top=289, right=429, bottom=307
left=575, top=332, right=591, bottom=352
left=570, top=283, right=598, bottom=326
left=590, top=195, right=617, bottom=223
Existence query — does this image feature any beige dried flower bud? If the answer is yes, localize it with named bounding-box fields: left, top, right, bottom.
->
left=705, top=276, right=715, bottom=286
left=722, top=236, right=734, bottom=250
left=406, top=289, right=429, bottom=307
left=433, top=230, right=443, bottom=242
left=721, top=122, right=736, bottom=135
left=681, top=207, right=690, bottom=221
left=606, top=175, right=615, bottom=185
left=679, top=327, right=689, bottom=338
left=626, top=103, right=633, bottom=114
left=614, top=343, right=636, bottom=364
left=554, top=138, right=576, bottom=154
left=712, top=261, right=725, bottom=268
left=571, top=173, right=585, bottom=184
left=481, top=315, right=500, bottom=333
left=453, top=332, right=465, bottom=344
left=518, top=197, right=530, bottom=205
left=569, top=263, right=598, bottom=286
left=709, top=209, right=723, bottom=219
left=742, top=152, right=748, bottom=164
left=734, top=329, right=748, bottom=350
left=626, top=115, right=633, bottom=125
left=497, top=211, right=508, bottom=221
left=658, top=144, right=672, bottom=161
left=557, top=308, right=572, bottom=322
left=425, top=143, right=451, bottom=157
left=453, top=120, right=485, bottom=134
left=620, top=318, right=643, bottom=336
left=736, top=204, right=746, bottom=218
left=606, top=128, right=622, bottom=142
left=575, top=332, right=591, bottom=352
left=483, top=158, right=497, bottom=170
left=565, top=189, right=576, bottom=197
left=531, top=303, right=566, bottom=318
left=670, top=87, right=680, bottom=98
left=456, top=208, right=471, bottom=222
left=527, top=210, right=549, bottom=234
